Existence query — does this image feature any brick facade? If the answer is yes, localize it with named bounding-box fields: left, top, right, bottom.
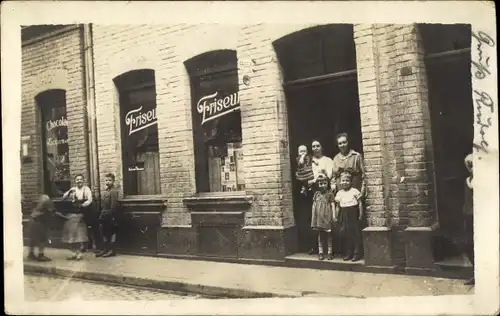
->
left=21, top=26, right=89, bottom=212
left=22, top=23, right=456, bottom=271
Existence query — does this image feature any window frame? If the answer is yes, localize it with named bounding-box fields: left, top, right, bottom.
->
left=115, top=69, right=162, bottom=197
left=184, top=50, right=245, bottom=194
left=36, top=89, right=71, bottom=199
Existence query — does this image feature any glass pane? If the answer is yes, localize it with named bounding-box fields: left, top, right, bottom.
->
left=190, top=67, right=244, bottom=193
left=119, top=79, right=160, bottom=195
left=38, top=90, right=71, bottom=198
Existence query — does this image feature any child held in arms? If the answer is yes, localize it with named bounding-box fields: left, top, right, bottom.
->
left=295, top=145, right=316, bottom=195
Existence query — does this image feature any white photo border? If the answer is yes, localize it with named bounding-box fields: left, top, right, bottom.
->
left=2, top=1, right=498, bottom=315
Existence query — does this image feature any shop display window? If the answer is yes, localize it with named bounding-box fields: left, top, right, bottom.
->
left=114, top=69, right=161, bottom=196
left=37, top=89, right=71, bottom=198
left=184, top=50, right=245, bottom=193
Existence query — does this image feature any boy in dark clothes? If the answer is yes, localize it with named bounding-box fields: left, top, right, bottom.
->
left=96, top=173, right=120, bottom=258
left=27, top=194, right=54, bottom=261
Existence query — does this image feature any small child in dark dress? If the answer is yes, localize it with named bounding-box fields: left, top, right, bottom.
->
left=311, top=173, right=335, bottom=260
left=334, top=170, right=364, bottom=262
left=296, top=145, right=315, bottom=195
left=27, top=194, right=54, bottom=261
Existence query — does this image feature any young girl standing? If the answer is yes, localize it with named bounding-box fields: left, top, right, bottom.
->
left=62, top=174, right=92, bottom=260
left=334, top=170, right=364, bottom=262
left=310, top=173, right=335, bottom=260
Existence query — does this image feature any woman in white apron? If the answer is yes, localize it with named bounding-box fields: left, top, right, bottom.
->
left=62, top=174, right=92, bottom=260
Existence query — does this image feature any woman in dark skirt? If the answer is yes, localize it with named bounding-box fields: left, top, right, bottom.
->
left=62, top=174, right=92, bottom=260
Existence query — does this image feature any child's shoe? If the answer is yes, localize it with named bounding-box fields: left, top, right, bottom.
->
left=102, top=250, right=116, bottom=258
left=327, top=253, right=334, bottom=261
left=66, top=253, right=77, bottom=260
left=301, top=186, right=307, bottom=195
left=74, top=253, right=83, bottom=261
left=343, top=254, right=353, bottom=261
left=352, top=255, right=362, bottom=262
left=37, top=254, right=52, bottom=262
left=95, top=249, right=107, bottom=257
left=318, top=253, right=325, bottom=261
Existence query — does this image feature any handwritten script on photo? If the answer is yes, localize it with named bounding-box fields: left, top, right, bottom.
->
left=472, top=30, right=496, bottom=156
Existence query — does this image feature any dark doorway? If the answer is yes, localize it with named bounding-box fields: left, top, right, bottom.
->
left=419, top=24, right=473, bottom=260
left=273, top=24, right=363, bottom=253
left=286, top=78, right=363, bottom=252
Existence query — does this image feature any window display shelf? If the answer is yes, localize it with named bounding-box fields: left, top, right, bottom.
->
left=183, top=192, right=253, bottom=211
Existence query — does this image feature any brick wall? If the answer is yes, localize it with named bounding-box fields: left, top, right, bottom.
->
left=92, top=24, right=315, bottom=228
left=354, top=24, right=435, bottom=267
left=21, top=26, right=89, bottom=210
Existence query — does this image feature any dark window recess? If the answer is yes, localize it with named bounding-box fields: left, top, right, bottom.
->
left=184, top=50, right=245, bottom=193
left=420, top=24, right=473, bottom=247
left=37, top=89, right=71, bottom=198
left=273, top=24, right=357, bottom=82
left=419, top=24, right=471, bottom=55
left=114, top=69, right=161, bottom=196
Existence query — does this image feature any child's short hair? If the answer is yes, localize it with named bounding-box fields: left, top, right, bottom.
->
left=316, top=173, right=329, bottom=184
left=298, top=144, right=307, bottom=151
left=340, top=170, right=353, bottom=181
left=105, top=173, right=115, bottom=181
left=36, top=194, right=53, bottom=210
left=74, top=173, right=85, bottom=180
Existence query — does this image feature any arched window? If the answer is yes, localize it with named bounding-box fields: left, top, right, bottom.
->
left=114, top=69, right=161, bottom=196
left=36, top=89, right=71, bottom=197
left=273, top=24, right=357, bottom=84
left=184, top=50, right=244, bottom=193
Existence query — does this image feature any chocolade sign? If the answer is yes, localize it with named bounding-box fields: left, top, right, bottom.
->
left=125, top=106, right=158, bottom=136
left=196, top=91, right=240, bottom=125
left=45, top=116, right=69, bottom=147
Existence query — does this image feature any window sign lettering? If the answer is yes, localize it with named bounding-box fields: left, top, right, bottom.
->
left=37, top=90, right=71, bottom=197
left=196, top=91, right=240, bottom=125
left=128, top=166, right=145, bottom=172
left=125, top=106, right=158, bottom=136
left=46, top=116, right=68, bottom=131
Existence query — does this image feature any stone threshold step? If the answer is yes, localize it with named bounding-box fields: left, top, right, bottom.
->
left=23, top=264, right=291, bottom=299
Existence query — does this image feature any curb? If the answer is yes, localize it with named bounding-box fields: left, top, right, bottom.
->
left=23, top=264, right=294, bottom=299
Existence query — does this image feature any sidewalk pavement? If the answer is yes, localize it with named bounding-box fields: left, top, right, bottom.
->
left=23, top=247, right=474, bottom=298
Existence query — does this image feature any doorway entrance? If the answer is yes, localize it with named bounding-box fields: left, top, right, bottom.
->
left=419, top=24, right=473, bottom=260
left=273, top=24, right=363, bottom=254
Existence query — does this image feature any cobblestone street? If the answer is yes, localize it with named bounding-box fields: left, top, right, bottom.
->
left=24, top=274, right=201, bottom=301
